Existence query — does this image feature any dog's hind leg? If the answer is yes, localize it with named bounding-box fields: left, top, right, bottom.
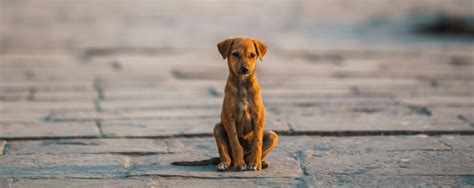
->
left=214, top=122, right=232, bottom=171
left=261, top=131, right=278, bottom=169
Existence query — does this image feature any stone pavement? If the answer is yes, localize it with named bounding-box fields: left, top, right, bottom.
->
left=1, top=0, right=474, bottom=187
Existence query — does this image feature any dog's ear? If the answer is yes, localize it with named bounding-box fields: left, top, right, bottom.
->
left=253, top=39, right=267, bottom=61
left=217, top=38, right=235, bottom=60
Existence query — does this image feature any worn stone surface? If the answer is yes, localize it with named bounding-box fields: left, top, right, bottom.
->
left=101, top=113, right=290, bottom=137
left=50, top=108, right=221, bottom=122
left=0, top=101, right=95, bottom=113
left=102, top=118, right=218, bottom=137
left=304, top=150, right=474, bottom=175
left=0, top=154, right=126, bottom=178
left=285, top=110, right=473, bottom=133
left=1, top=0, right=473, bottom=186
left=439, top=135, right=474, bottom=151
left=284, top=136, right=474, bottom=176
left=0, top=122, right=100, bottom=139
left=7, top=139, right=168, bottom=155
left=150, top=177, right=302, bottom=188
left=1, top=177, right=303, bottom=188
left=0, top=141, right=6, bottom=155
left=0, top=136, right=473, bottom=186
left=128, top=137, right=302, bottom=178
left=0, top=112, right=49, bottom=123
left=2, top=177, right=154, bottom=188
left=129, top=155, right=302, bottom=179
left=305, top=175, right=474, bottom=187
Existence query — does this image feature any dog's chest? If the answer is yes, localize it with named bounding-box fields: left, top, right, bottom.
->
left=236, top=87, right=253, bottom=134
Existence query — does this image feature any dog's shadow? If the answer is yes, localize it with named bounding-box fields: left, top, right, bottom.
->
left=140, top=163, right=269, bottom=176
left=167, top=164, right=216, bottom=172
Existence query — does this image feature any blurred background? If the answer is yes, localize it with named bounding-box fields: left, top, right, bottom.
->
left=1, top=0, right=473, bottom=135
left=1, top=0, right=473, bottom=53
left=1, top=0, right=474, bottom=132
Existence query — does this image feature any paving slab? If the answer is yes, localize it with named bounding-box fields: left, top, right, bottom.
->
left=303, top=151, right=474, bottom=175
left=128, top=143, right=301, bottom=179
left=400, top=96, right=474, bottom=107
left=0, top=141, right=6, bottom=155
left=1, top=177, right=154, bottom=188
left=0, top=81, right=94, bottom=92
left=101, top=88, right=212, bottom=101
left=0, top=122, right=100, bottom=139
left=283, top=136, right=474, bottom=176
left=150, top=177, right=302, bottom=188
left=315, top=136, right=451, bottom=152
left=0, top=101, right=95, bottom=113
left=7, top=139, right=168, bottom=155
left=101, top=113, right=290, bottom=137
left=286, top=111, right=473, bottom=133
left=305, top=175, right=474, bottom=187
left=0, top=90, right=96, bottom=103
left=102, top=118, right=218, bottom=137
left=31, top=90, right=97, bottom=102
left=129, top=155, right=302, bottom=179
left=431, top=106, right=474, bottom=127
left=50, top=108, right=221, bottom=122
left=265, top=96, right=398, bottom=108
left=0, top=112, right=48, bottom=123
left=439, top=135, right=474, bottom=151
left=279, top=135, right=453, bottom=157
left=0, top=154, right=127, bottom=178
left=99, top=98, right=221, bottom=112
left=0, top=135, right=473, bottom=185
left=1, top=177, right=302, bottom=188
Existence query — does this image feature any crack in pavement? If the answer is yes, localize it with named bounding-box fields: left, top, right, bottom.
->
left=291, top=150, right=310, bottom=188
left=458, top=115, right=474, bottom=128
left=95, top=120, right=105, bottom=138
left=1, top=141, right=10, bottom=155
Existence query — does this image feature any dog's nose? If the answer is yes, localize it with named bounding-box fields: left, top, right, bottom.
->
left=240, top=67, right=249, bottom=74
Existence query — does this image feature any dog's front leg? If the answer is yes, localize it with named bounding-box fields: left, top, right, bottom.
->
left=222, top=118, right=246, bottom=171
left=248, top=112, right=264, bottom=171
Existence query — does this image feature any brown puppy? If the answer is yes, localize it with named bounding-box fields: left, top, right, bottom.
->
left=214, top=37, right=278, bottom=171
left=172, top=37, right=278, bottom=172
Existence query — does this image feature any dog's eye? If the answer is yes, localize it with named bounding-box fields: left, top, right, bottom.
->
left=249, top=53, right=256, bottom=58
left=231, top=52, right=240, bottom=58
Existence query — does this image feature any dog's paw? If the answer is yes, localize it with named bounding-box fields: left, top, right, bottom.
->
left=247, top=162, right=262, bottom=171
left=233, top=163, right=247, bottom=171
left=217, top=162, right=230, bottom=172
left=262, top=161, right=270, bottom=169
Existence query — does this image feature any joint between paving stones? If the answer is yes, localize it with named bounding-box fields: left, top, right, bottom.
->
left=95, top=120, right=105, bottom=138
left=1, top=141, right=10, bottom=155
left=2, top=130, right=474, bottom=141
left=94, top=100, right=103, bottom=112
left=436, top=138, right=455, bottom=151
left=292, top=150, right=310, bottom=187
left=93, top=79, right=105, bottom=100
left=287, top=122, right=296, bottom=134
left=458, top=115, right=474, bottom=128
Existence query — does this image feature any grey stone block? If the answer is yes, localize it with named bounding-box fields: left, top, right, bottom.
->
left=0, top=154, right=126, bottom=178
left=0, top=122, right=100, bottom=139
left=7, top=139, right=168, bottom=155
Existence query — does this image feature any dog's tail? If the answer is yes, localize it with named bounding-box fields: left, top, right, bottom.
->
left=171, top=157, right=220, bottom=166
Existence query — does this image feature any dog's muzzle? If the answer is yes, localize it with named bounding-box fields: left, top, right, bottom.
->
left=240, top=66, right=249, bottom=74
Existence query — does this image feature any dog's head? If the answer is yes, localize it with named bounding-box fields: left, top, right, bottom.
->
left=217, top=37, right=267, bottom=77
